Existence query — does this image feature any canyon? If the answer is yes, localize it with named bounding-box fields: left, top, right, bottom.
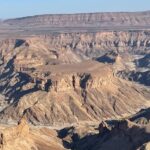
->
left=0, top=11, right=150, bottom=150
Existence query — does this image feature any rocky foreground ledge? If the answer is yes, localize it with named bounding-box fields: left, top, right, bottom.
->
left=1, top=109, right=150, bottom=150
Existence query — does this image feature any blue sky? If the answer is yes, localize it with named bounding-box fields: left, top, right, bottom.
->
left=0, top=0, right=150, bottom=19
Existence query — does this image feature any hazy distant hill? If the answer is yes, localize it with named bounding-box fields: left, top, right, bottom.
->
left=4, top=11, right=150, bottom=27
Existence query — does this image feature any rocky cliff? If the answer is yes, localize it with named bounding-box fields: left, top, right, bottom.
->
left=1, top=30, right=150, bottom=60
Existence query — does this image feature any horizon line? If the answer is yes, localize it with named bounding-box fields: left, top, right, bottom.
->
left=3, top=9, right=150, bottom=20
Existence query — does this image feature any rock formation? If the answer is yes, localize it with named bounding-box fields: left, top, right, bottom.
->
left=0, top=11, right=150, bottom=150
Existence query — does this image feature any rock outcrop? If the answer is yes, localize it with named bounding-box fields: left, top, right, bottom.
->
left=0, top=117, right=65, bottom=150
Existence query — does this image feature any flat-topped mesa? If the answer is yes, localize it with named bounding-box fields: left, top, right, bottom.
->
left=23, top=64, right=113, bottom=93
left=4, top=11, right=150, bottom=27
left=34, top=60, right=115, bottom=92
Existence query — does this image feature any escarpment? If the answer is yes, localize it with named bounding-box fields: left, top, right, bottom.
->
left=4, top=11, right=150, bottom=27
left=28, top=31, right=150, bottom=55
left=1, top=31, right=150, bottom=60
